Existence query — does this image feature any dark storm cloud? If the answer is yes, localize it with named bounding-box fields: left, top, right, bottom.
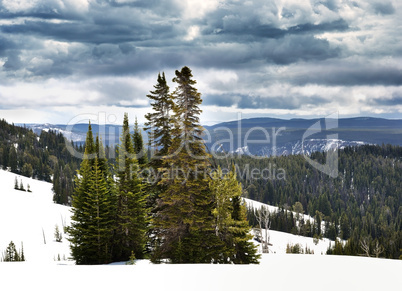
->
left=208, top=19, right=349, bottom=40
left=204, top=93, right=330, bottom=110
left=105, top=0, right=181, bottom=15
left=0, top=0, right=401, bottom=116
left=167, top=34, right=340, bottom=72
left=0, top=35, right=15, bottom=56
left=203, top=94, right=241, bottom=107
left=0, top=0, right=86, bottom=21
left=264, top=35, right=341, bottom=65
left=0, top=0, right=182, bottom=45
left=313, top=0, right=340, bottom=12
left=1, top=19, right=176, bottom=45
left=291, top=63, right=402, bottom=86
left=371, top=93, right=402, bottom=106
left=0, top=0, right=352, bottom=80
left=371, top=2, right=395, bottom=15
left=3, top=51, right=22, bottom=70
left=200, top=0, right=349, bottom=41
left=237, top=94, right=330, bottom=110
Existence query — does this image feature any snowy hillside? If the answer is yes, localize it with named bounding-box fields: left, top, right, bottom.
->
left=0, top=169, right=400, bottom=290
left=0, top=169, right=330, bottom=263
left=245, top=197, right=315, bottom=223
left=244, top=198, right=333, bottom=255
left=0, top=170, right=71, bottom=263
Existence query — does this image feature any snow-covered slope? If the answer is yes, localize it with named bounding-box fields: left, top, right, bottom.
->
left=244, top=198, right=332, bottom=254
left=0, top=170, right=71, bottom=263
left=0, top=171, right=331, bottom=263
left=245, top=197, right=314, bottom=223
left=0, top=170, right=400, bottom=290
left=0, top=170, right=402, bottom=291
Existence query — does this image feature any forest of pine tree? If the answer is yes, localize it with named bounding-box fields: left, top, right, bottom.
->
left=0, top=118, right=81, bottom=205
left=220, top=145, right=402, bottom=259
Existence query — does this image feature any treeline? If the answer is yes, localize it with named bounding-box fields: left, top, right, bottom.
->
left=216, top=145, right=402, bottom=259
left=0, top=119, right=81, bottom=205
left=67, top=67, right=259, bottom=265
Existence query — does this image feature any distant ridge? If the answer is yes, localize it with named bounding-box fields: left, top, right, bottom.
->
left=21, top=117, right=402, bottom=155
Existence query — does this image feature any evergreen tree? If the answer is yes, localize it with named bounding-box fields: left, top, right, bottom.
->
left=133, top=117, right=148, bottom=167
left=68, top=122, right=96, bottom=264
left=154, top=66, right=222, bottom=263
left=113, top=113, right=148, bottom=261
left=144, top=72, right=173, bottom=158
left=2, top=241, right=24, bottom=262
left=87, top=157, right=115, bottom=263
left=68, top=122, right=114, bottom=264
left=210, top=166, right=260, bottom=263
left=20, top=242, right=25, bottom=261
left=231, top=194, right=260, bottom=263
left=19, top=179, right=25, bottom=191
left=3, top=241, right=18, bottom=261
left=144, top=73, right=173, bottom=257
left=8, top=146, right=17, bottom=173
left=340, top=212, right=351, bottom=240
left=55, top=225, right=63, bottom=242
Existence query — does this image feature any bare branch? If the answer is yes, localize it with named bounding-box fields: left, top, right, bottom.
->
left=359, top=237, right=370, bottom=257
left=373, top=241, right=384, bottom=258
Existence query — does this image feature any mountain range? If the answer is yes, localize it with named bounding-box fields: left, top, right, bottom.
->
left=20, top=117, right=402, bottom=156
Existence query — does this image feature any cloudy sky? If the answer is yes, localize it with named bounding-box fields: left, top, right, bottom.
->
left=0, top=0, right=401, bottom=125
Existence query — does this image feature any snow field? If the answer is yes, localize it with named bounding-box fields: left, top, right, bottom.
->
left=1, top=254, right=401, bottom=291
left=0, top=170, right=71, bottom=263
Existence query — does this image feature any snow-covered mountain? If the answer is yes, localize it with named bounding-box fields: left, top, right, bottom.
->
left=25, top=123, right=87, bottom=143
left=23, top=116, right=402, bottom=156
left=22, top=123, right=130, bottom=146
left=256, top=138, right=367, bottom=156
left=205, top=117, right=402, bottom=156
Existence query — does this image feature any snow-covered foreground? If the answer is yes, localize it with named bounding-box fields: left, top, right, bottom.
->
left=1, top=255, right=400, bottom=290
left=0, top=169, right=400, bottom=290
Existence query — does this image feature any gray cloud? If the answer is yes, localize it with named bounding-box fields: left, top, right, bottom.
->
left=312, top=0, right=341, bottom=12
left=0, top=0, right=401, bottom=121
left=204, top=93, right=331, bottom=110
left=0, top=35, right=15, bottom=56
left=3, top=51, right=22, bottom=71
left=264, top=35, right=341, bottom=64
left=371, top=93, right=402, bottom=106
left=371, top=1, right=395, bottom=15
left=290, top=62, right=402, bottom=86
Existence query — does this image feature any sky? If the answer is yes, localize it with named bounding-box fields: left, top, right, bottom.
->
left=0, top=0, right=401, bottom=125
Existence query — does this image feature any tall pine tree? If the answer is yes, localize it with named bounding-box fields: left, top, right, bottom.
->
left=133, top=117, right=148, bottom=167
left=154, top=66, right=222, bottom=263
left=144, top=73, right=173, bottom=259
left=68, top=123, right=115, bottom=264
left=113, top=113, right=148, bottom=261
left=144, top=72, right=173, bottom=158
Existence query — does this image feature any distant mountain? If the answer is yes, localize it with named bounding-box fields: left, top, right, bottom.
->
left=21, top=123, right=127, bottom=146
left=203, top=117, right=402, bottom=156
left=22, top=117, right=402, bottom=156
